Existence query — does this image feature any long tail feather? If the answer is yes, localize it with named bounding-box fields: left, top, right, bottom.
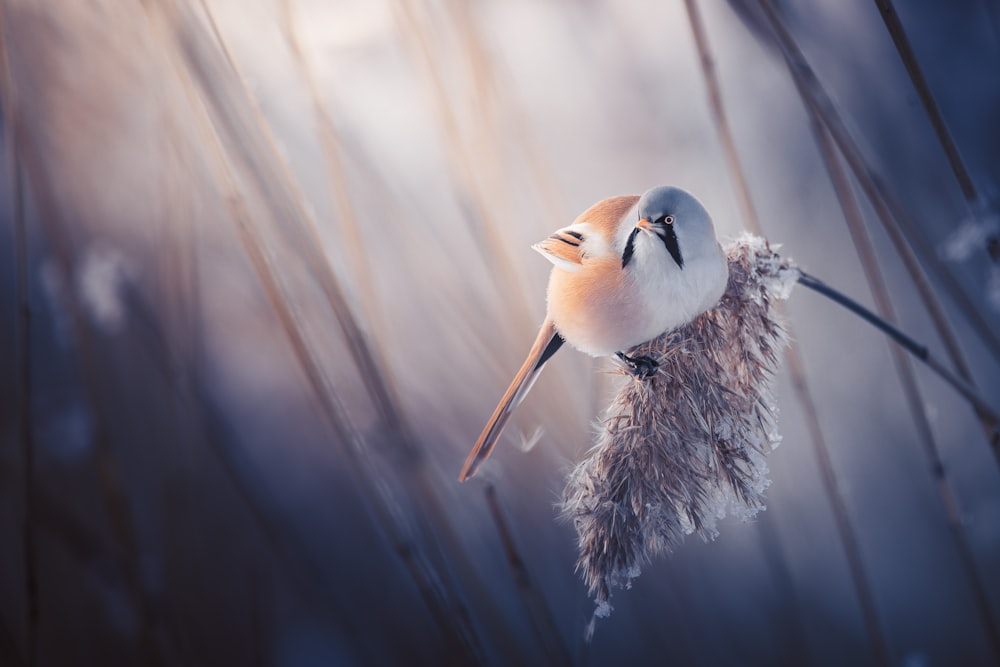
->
left=459, top=320, right=564, bottom=482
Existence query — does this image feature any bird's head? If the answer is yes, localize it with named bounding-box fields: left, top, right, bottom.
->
left=623, top=186, right=717, bottom=270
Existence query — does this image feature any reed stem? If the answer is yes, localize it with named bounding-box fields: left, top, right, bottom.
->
left=684, top=2, right=887, bottom=661
left=484, top=485, right=572, bottom=667
left=796, top=273, right=998, bottom=426
left=751, top=0, right=1000, bottom=367
left=0, top=33, right=38, bottom=663
left=871, top=0, right=978, bottom=204
left=141, top=4, right=486, bottom=659
left=791, top=103, right=1000, bottom=655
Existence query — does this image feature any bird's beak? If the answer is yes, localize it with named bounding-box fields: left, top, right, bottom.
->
left=637, top=217, right=684, bottom=268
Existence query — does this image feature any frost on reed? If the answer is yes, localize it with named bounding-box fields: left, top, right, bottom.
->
left=561, top=234, right=796, bottom=632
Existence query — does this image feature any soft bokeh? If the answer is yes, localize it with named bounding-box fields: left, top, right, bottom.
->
left=1, top=0, right=998, bottom=665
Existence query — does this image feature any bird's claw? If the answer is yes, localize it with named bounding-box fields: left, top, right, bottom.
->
left=616, top=352, right=659, bottom=379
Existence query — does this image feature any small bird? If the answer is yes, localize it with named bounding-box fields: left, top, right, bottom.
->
left=459, top=186, right=729, bottom=482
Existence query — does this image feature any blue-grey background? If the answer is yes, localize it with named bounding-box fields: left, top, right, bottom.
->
left=1, top=0, right=998, bottom=665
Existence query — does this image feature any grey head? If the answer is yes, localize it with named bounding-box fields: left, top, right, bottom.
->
left=622, top=186, right=716, bottom=270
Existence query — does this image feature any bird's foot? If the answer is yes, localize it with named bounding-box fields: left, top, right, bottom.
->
left=616, top=351, right=659, bottom=378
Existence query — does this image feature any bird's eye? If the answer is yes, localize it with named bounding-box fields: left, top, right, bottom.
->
left=664, top=215, right=675, bottom=225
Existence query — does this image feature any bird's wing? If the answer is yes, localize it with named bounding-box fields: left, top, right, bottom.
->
left=532, top=228, right=586, bottom=272
left=459, top=319, right=564, bottom=482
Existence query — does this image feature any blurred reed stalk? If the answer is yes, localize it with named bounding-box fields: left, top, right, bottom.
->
left=0, top=15, right=170, bottom=665
left=874, top=0, right=995, bottom=272
left=11, top=136, right=36, bottom=667
left=274, top=0, right=385, bottom=349
left=149, top=97, right=198, bottom=625
left=123, top=284, right=371, bottom=655
left=803, top=116, right=1000, bottom=658
left=229, top=3, right=476, bottom=366
left=191, top=2, right=523, bottom=658
left=682, top=1, right=883, bottom=663
left=443, top=0, right=566, bottom=224
left=873, top=0, right=996, bottom=283
left=773, top=25, right=1000, bottom=429
left=871, top=0, right=980, bottom=208
left=189, top=0, right=410, bottom=449
left=143, top=101, right=356, bottom=659
left=440, top=0, right=606, bottom=420
left=753, top=0, right=1000, bottom=443
left=868, top=0, right=1000, bottom=437
left=484, top=485, right=572, bottom=667
left=747, top=0, right=1000, bottom=371
left=795, top=273, right=999, bottom=425
left=152, top=112, right=213, bottom=665
left=1, top=35, right=37, bottom=663
left=744, top=0, right=1000, bottom=457
left=747, top=0, right=1000, bottom=655
left=143, top=2, right=488, bottom=661
left=390, top=0, right=537, bottom=338
left=447, top=0, right=602, bottom=452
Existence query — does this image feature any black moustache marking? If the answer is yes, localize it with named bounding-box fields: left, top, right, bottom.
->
left=661, top=224, right=684, bottom=269
left=621, top=227, right=639, bottom=268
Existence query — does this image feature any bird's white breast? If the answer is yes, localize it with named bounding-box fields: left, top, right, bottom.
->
left=547, top=232, right=728, bottom=357
left=626, top=237, right=728, bottom=348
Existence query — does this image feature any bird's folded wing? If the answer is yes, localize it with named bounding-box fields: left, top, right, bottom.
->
left=533, top=229, right=585, bottom=271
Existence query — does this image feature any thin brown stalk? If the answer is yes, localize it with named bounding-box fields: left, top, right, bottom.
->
left=11, top=137, right=37, bottom=667
left=751, top=0, right=1000, bottom=368
left=751, top=0, right=999, bottom=457
left=682, top=3, right=885, bottom=662
left=214, top=145, right=486, bottom=663
left=444, top=0, right=566, bottom=224
left=274, top=0, right=383, bottom=345
left=874, top=0, right=1000, bottom=266
left=390, top=0, right=537, bottom=338
left=183, top=0, right=411, bottom=449
left=440, top=0, right=598, bottom=424
left=139, top=6, right=486, bottom=659
left=684, top=0, right=761, bottom=234
left=783, top=344, right=891, bottom=664
left=228, top=155, right=487, bottom=665
left=484, top=485, right=572, bottom=667
left=178, top=5, right=504, bottom=659
left=872, top=0, right=978, bottom=204
left=750, top=0, right=1000, bottom=651
left=796, top=272, right=999, bottom=425
left=0, top=27, right=37, bottom=664
left=806, top=115, right=1000, bottom=659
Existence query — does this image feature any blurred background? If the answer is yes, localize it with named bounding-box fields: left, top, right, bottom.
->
left=1, top=0, right=999, bottom=664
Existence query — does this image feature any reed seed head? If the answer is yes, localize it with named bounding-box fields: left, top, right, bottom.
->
left=560, top=234, right=795, bottom=636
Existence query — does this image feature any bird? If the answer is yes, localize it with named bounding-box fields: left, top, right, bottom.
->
left=459, top=186, right=729, bottom=482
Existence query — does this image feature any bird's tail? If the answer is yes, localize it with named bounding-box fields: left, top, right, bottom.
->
left=459, top=320, right=564, bottom=482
